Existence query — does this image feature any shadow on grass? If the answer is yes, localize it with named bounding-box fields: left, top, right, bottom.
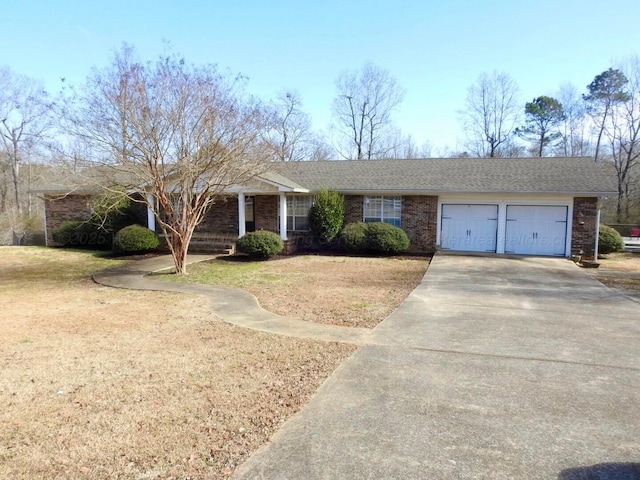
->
left=217, top=251, right=432, bottom=263
left=558, top=462, right=640, bottom=479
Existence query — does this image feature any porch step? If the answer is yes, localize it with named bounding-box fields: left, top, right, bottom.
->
left=159, top=234, right=236, bottom=255
left=189, top=240, right=236, bottom=255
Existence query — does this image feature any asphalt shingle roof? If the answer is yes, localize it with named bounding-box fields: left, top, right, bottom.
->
left=273, top=157, right=616, bottom=195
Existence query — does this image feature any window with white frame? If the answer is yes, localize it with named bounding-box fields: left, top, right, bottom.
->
left=363, top=196, right=402, bottom=226
left=286, top=195, right=312, bottom=231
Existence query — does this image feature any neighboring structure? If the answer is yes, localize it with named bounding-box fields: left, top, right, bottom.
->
left=37, top=157, right=616, bottom=259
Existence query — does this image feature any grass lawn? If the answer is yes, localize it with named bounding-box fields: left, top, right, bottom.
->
left=161, top=253, right=431, bottom=328
left=0, top=247, right=358, bottom=480
left=595, top=252, right=640, bottom=292
left=0, top=247, right=428, bottom=479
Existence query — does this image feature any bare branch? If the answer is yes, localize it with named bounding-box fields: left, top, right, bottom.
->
left=331, top=62, right=405, bottom=159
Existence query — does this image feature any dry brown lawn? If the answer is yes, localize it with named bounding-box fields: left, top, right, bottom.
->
left=595, top=252, right=640, bottom=292
left=0, top=247, right=428, bottom=479
left=169, top=254, right=430, bottom=328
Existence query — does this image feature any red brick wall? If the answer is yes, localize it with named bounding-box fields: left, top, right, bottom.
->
left=344, top=195, right=364, bottom=223
left=44, top=194, right=93, bottom=245
left=571, top=197, right=598, bottom=259
left=402, top=195, right=438, bottom=253
left=255, top=195, right=279, bottom=233
left=196, top=196, right=238, bottom=235
left=288, top=194, right=437, bottom=254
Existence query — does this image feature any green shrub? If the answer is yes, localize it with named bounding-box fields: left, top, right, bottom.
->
left=365, top=222, right=411, bottom=254
left=340, top=222, right=411, bottom=255
left=340, top=222, right=367, bottom=252
left=598, top=224, right=625, bottom=255
left=113, top=225, right=160, bottom=254
left=52, top=220, right=111, bottom=249
left=237, top=231, right=284, bottom=259
left=308, top=188, right=345, bottom=242
left=52, top=220, right=83, bottom=245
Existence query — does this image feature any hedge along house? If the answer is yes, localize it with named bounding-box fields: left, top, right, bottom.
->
left=39, top=157, right=615, bottom=259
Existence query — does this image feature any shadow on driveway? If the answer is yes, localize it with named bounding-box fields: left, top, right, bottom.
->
left=558, top=462, right=640, bottom=479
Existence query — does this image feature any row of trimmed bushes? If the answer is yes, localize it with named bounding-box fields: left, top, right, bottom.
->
left=56, top=219, right=624, bottom=259
left=237, top=221, right=410, bottom=259
left=53, top=220, right=159, bottom=254
left=237, top=222, right=626, bottom=259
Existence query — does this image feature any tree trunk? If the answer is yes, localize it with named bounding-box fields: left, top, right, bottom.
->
left=168, top=234, right=189, bottom=274
left=616, top=182, right=624, bottom=221
left=167, top=227, right=195, bottom=275
left=11, top=154, right=20, bottom=215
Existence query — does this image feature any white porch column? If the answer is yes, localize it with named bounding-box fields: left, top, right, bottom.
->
left=238, top=192, right=246, bottom=237
left=594, top=202, right=602, bottom=260
left=146, top=193, right=156, bottom=232
left=279, top=192, right=288, bottom=240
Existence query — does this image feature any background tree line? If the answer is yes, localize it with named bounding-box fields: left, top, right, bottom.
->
left=1, top=45, right=639, bottom=251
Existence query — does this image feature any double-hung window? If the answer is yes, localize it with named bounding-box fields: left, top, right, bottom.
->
left=363, top=196, right=402, bottom=227
left=286, top=195, right=312, bottom=231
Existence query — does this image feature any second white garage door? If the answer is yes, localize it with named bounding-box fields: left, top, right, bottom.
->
left=441, top=204, right=498, bottom=253
left=505, top=205, right=568, bottom=256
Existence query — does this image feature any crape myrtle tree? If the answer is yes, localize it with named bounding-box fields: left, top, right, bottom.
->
left=516, top=96, right=565, bottom=156
left=66, top=45, right=270, bottom=273
left=460, top=71, right=521, bottom=158
left=331, top=62, right=405, bottom=160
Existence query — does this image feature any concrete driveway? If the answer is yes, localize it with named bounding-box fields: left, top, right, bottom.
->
left=233, top=254, right=640, bottom=479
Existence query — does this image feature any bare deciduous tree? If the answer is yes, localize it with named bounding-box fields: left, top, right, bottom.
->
left=381, top=130, right=433, bottom=159
left=331, top=62, right=405, bottom=160
left=0, top=67, right=53, bottom=215
left=263, top=91, right=328, bottom=161
left=66, top=45, right=270, bottom=273
left=0, top=151, right=9, bottom=213
left=460, top=71, right=521, bottom=157
left=556, top=83, right=591, bottom=157
left=605, top=58, right=640, bottom=220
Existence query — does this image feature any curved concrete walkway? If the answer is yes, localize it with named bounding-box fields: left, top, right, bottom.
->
left=93, top=255, right=372, bottom=345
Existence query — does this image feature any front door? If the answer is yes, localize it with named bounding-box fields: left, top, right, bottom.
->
left=245, top=196, right=255, bottom=232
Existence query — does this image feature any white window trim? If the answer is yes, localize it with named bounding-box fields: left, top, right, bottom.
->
left=284, top=195, right=313, bottom=232
left=363, top=196, right=402, bottom=226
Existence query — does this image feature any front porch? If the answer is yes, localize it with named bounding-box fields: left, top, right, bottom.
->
left=145, top=171, right=310, bottom=254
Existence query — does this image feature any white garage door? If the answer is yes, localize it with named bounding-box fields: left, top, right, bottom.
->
left=441, top=204, right=498, bottom=253
left=505, top=205, right=568, bottom=256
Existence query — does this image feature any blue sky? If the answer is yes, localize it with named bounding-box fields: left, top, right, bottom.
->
left=3, top=0, right=640, bottom=153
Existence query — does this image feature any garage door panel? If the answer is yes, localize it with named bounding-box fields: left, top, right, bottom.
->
left=505, top=205, right=567, bottom=256
left=441, top=204, right=498, bottom=253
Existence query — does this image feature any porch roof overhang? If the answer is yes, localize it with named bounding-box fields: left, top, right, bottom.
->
left=226, top=171, right=309, bottom=194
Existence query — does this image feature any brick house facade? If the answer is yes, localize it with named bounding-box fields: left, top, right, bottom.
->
left=40, top=157, right=614, bottom=259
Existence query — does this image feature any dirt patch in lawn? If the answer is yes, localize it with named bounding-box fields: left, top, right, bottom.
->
left=168, top=253, right=431, bottom=328
left=594, top=252, right=640, bottom=292
left=0, top=247, right=355, bottom=480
